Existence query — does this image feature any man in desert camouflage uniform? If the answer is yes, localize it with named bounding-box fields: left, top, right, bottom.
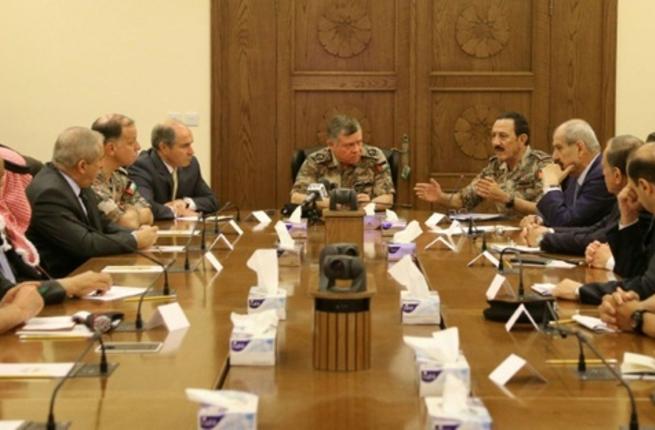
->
left=415, top=111, right=550, bottom=216
left=91, top=114, right=153, bottom=229
left=291, top=114, right=394, bottom=208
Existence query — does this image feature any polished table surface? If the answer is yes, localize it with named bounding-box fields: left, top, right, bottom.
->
left=1, top=210, right=654, bottom=429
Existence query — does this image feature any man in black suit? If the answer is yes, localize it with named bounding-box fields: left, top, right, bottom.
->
left=522, top=119, right=615, bottom=228
left=598, top=142, right=655, bottom=335
left=26, top=127, right=158, bottom=277
left=128, top=120, right=218, bottom=220
left=521, top=135, right=643, bottom=255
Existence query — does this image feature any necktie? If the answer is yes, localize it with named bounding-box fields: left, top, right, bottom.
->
left=78, top=190, right=89, bottom=218
left=171, top=169, right=179, bottom=201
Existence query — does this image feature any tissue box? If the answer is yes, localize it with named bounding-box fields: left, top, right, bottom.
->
left=364, top=215, right=382, bottom=230
left=277, top=242, right=303, bottom=267
left=381, top=219, right=408, bottom=236
left=416, top=354, right=470, bottom=397
left=230, top=329, right=277, bottom=366
left=196, top=391, right=258, bottom=430
left=425, top=396, right=492, bottom=430
left=284, top=220, right=307, bottom=239
left=247, top=287, right=287, bottom=320
left=387, top=242, right=416, bottom=262
left=400, top=290, right=440, bottom=325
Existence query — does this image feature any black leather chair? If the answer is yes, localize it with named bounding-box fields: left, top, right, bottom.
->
left=291, top=146, right=400, bottom=188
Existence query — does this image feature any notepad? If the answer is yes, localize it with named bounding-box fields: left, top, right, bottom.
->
left=82, top=286, right=146, bottom=301
left=16, top=325, right=93, bottom=339
left=101, top=265, right=164, bottom=274
left=0, top=363, right=74, bottom=378
left=21, top=316, right=75, bottom=331
left=621, top=352, right=655, bottom=378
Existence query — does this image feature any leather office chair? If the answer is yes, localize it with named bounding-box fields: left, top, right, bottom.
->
left=291, top=146, right=400, bottom=188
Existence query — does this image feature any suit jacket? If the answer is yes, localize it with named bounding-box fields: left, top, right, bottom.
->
left=128, top=149, right=218, bottom=220
left=537, top=155, right=615, bottom=227
left=607, top=214, right=655, bottom=278
left=540, top=203, right=620, bottom=255
left=26, top=163, right=137, bottom=278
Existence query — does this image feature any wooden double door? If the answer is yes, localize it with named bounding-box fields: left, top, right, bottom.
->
left=211, top=0, right=616, bottom=209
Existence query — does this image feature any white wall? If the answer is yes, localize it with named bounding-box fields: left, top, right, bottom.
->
left=0, top=0, right=211, bottom=175
left=616, top=0, right=655, bottom=140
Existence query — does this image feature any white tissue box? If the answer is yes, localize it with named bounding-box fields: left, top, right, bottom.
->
left=388, top=242, right=416, bottom=262
left=229, top=329, right=277, bottom=366
left=284, top=220, right=307, bottom=239
left=247, top=287, right=287, bottom=320
left=277, top=243, right=303, bottom=267
left=400, top=290, right=440, bottom=325
left=416, top=354, right=471, bottom=397
left=425, top=396, right=492, bottom=430
left=196, top=391, right=258, bottom=430
left=381, top=219, right=408, bottom=237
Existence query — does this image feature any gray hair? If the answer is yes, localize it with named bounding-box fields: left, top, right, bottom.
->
left=52, top=127, right=103, bottom=168
left=326, top=114, right=361, bottom=140
left=559, top=119, right=601, bottom=153
left=151, top=120, right=186, bottom=150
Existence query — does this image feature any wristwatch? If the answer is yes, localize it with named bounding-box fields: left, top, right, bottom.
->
left=631, top=310, right=646, bottom=335
left=505, top=194, right=515, bottom=209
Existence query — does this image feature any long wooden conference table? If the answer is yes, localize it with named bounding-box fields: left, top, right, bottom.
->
left=1, top=210, right=654, bottom=429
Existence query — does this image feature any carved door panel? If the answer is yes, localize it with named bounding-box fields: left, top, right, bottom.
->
left=276, top=0, right=412, bottom=207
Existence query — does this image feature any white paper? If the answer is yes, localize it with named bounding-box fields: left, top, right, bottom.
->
left=388, top=255, right=430, bottom=299
left=160, top=327, right=189, bottom=354
left=430, top=220, right=463, bottom=236
left=148, top=302, right=190, bottom=331
left=156, top=229, right=199, bottom=237
left=425, top=212, right=445, bottom=228
left=489, top=353, right=526, bottom=386
left=247, top=249, right=279, bottom=292
left=0, top=363, right=75, bottom=378
left=486, top=274, right=507, bottom=300
left=275, top=221, right=295, bottom=251
left=531, top=283, right=555, bottom=296
left=21, top=316, right=75, bottom=331
left=489, top=243, right=541, bottom=254
left=545, top=260, right=576, bottom=269
left=0, top=421, right=25, bottom=430
left=404, top=327, right=459, bottom=363
left=251, top=210, right=272, bottom=224
left=216, top=233, right=235, bottom=251
left=17, top=325, right=93, bottom=339
left=289, top=205, right=302, bottom=223
left=572, top=314, right=616, bottom=333
left=101, top=265, right=163, bottom=274
left=622, top=352, right=655, bottom=374
left=83, top=286, right=146, bottom=301
left=393, top=220, right=423, bottom=243
left=385, top=209, right=399, bottom=221
left=505, top=303, right=540, bottom=332
left=467, top=250, right=499, bottom=268
left=424, top=235, right=457, bottom=251
left=144, top=245, right=186, bottom=253
left=228, top=219, right=244, bottom=236
left=363, top=202, right=376, bottom=216
left=205, top=252, right=224, bottom=272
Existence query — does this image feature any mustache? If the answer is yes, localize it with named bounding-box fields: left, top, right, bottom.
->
left=493, top=146, right=504, bottom=152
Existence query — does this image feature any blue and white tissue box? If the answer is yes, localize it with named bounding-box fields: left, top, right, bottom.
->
left=425, top=396, right=492, bottom=430
left=195, top=391, right=258, bottom=430
left=388, top=242, right=416, bottom=262
left=416, top=354, right=471, bottom=397
left=247, top=287, right=287, bottom=320
left=277, top=242, right=303, bottom=267
left=229, top=329, right=277, bottom=366
left=284, top=220, right=307, bottom=239
left=363, top=215, right=382, bottom=230
left=400, top=290, right=440, bottom=325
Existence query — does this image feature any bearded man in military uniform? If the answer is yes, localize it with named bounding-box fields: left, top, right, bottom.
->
left=291, top=114, right=395, bottom=209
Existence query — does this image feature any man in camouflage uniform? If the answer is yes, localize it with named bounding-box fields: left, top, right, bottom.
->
left=415, top=111, right=550, bottom=216
left=91, top=114, right=153, bottom=228
left=291, top=114, right=395, bottom=208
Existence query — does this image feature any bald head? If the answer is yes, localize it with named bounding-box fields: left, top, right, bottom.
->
left=627, top=142, right=655, bottom=185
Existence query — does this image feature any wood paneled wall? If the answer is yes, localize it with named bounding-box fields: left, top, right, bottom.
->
left=211, top=0, right=616, bottom=210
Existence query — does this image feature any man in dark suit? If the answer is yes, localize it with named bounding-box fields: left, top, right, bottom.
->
left=522, top=119, right=615, bottom=228
left=26, top=127, right=158, bottom=277
left=598, top=142, right=655, bottom=336
left=521, top=135, right=643, bottom=255
left=128, top=120, right=218, bottom=220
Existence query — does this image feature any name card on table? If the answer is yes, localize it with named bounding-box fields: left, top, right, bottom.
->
left=148, top=302, right=190, bottom=331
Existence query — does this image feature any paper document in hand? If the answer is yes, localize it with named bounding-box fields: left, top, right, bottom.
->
left=0, top=363, right=74, bottom=378
left=101, top=265, right=163, bottom=274
left=83, top=286, right=147, bottom=301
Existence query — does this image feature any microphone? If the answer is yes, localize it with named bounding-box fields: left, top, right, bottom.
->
left=61, top=214, right=174, bottom=295
left=73, top=311, right=124, bottom=334
left=302, top=181, right=329, bottom=207
left=550, top=325, right=643, bottom=430
left=182, top=213, right=202, bottom=271
left=30, top=330, right=115, bottom=430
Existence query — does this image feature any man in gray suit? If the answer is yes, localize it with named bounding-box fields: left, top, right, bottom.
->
left=128, top=120, right=218, bottom=220
left=26, top=127, right=157, bottom=277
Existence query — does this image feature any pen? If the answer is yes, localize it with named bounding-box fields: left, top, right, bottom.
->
left=548, top=319, right=575, bottom=325
left=546, top=358, right=617, bottom=365
left=124, top=294, right=177, bottom=303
